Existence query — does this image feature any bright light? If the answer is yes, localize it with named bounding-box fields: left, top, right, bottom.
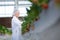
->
left=0, top=6, right=14, bottom=17
left=0, top=1, right=31, bottom=17
left=18, top=6, right=28, bottom=16
left=0, top=6, right=5, bottom=15
left=5, top=6, right=14, bottom=15
left=19, top=1, right=32, bottom=5
left=0, top=2, right=14, bottom=5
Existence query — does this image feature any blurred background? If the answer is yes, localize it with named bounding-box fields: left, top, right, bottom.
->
left=0, top=0, right=31, bottom=28
left=0, top=0, right=31, bottom=40
left=0, top=0, right=60, bottom=40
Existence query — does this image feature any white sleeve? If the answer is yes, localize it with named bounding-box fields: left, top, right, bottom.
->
left=13, top=19, right=20, bottom=26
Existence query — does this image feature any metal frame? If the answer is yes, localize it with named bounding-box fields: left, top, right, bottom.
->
left=0, top=0, right=31, bottom=6
left=0, top=0, right=28, bottom=1
left=0, top=0, right=31, bottom=17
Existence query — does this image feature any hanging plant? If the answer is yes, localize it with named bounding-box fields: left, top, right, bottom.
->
left=22, top=0, right=50, bottom=34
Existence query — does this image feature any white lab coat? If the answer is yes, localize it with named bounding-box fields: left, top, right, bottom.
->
left=12, top=16, right=23, bottom=40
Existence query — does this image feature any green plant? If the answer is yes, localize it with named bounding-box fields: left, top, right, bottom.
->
left=0, top=25, right=12, bottom=35
left=22, top=0, right=50, bottom=34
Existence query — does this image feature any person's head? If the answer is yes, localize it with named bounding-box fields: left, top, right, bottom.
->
left=13, top=10, right=20, bottom=17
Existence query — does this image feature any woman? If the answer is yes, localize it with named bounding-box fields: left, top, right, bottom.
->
left=11, top=10, right=23, bottom=40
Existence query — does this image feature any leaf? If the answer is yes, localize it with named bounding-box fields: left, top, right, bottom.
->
left=21, top=0, right=49, bottom=34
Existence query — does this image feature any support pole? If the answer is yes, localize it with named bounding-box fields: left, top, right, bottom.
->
left=14, top=0, right=18, bottom=10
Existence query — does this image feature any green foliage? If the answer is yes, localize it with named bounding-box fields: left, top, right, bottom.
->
left=22, top=0, right=49, bottom=34
left=0, top=25, right=12, bottom=35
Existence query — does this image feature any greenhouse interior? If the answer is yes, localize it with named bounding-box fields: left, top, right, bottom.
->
left=0, top=0, right=60, bottom=40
